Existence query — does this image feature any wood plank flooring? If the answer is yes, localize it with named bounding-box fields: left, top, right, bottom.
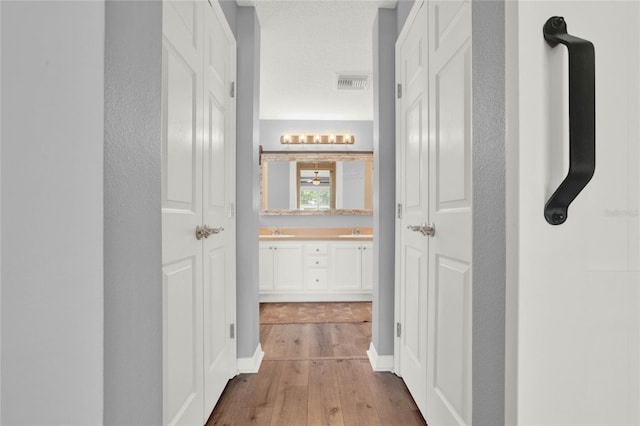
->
left=207, top=302, right=426, bottom=426
left=259, top=302, right=372, bottom=324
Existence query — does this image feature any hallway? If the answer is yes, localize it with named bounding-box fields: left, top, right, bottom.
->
left=207, top=303, right=426, bottom=425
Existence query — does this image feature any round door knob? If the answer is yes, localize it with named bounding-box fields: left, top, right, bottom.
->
left=315, top=261, right=319, bottom=264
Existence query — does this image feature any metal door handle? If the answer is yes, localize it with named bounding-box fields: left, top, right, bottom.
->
left=407, top=223, right=435, bottom=237
left=543, top=16, right=595, bottom=225
left=195, top=225, right=224, bottom=240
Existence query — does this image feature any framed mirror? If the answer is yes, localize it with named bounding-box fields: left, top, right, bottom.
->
left=260, top=151, right=373, bottom=215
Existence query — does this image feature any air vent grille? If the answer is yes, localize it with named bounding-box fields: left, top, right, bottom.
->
left=336, top=75, right=369, bottom=91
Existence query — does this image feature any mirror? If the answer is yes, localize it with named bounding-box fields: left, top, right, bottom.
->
left=260, top=151, right=373, bottom=215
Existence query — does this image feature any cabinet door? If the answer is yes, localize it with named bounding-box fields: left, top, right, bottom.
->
left=258, top=243, right=274, bottom=290
left=274, top=244, right=303, bottom=289
left=360, top=242, right=373, bottom=290
left=332, top=243, right=362, bottom=289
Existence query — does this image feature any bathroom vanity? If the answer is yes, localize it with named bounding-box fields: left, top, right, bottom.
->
left=258, top=227, right=373, bottom=302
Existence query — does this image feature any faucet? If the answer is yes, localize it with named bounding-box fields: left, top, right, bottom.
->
left=352, top=228, right=361, bottom=235
left=272, top=228, right=281, bottom=236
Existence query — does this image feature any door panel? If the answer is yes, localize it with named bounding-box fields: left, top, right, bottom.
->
left=163, top=258, right=202, bottom=426
left=163, top=1, right=236, bottom=424
left=162, top=1, right=204, bottom=424
left=164, top=48, right=197, bottom=208
left=396, top=2, right=429, bottom=416
left=435, top=44, right=470, bottom=209
left=403, top=246, right=423, bottom=362
left=432, top=255, right=470, bottom=424
left=427, top=1, right=472, bottom=425
left=202, top=0, right=236, bottom=416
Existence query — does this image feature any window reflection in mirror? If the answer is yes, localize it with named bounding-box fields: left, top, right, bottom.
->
left=260, top=151, right=373, bottom=215
left=297, top=162, right=335, bottom=211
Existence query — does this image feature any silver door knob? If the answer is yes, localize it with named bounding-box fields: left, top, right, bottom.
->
left=195, top=225, right=224, bottom=240
left=407, top=222, right=435, bottom=237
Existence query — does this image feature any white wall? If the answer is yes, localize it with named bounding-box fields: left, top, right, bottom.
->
left=1, top=2, right=104, bottom=424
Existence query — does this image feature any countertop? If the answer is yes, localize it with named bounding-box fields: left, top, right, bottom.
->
left=258, top=227, right=373, bottom=242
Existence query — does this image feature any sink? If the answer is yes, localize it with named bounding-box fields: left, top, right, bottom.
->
left=338, top=234, right=373, bottom=238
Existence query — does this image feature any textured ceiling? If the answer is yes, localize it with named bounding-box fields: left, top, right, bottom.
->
left=248, top=1, right=395, bottom=121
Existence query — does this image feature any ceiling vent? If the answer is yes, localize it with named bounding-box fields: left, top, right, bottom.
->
left=336, top=74, right=369, bottom=91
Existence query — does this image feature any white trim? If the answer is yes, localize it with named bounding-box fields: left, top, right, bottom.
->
left=366, top=343, right=394, bottom=372
left=236, top=343, right=264, bottom=374
left=259, top=292, right=372, bottom=303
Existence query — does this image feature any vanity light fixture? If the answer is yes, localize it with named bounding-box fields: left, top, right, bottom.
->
left=280, top=133, right=355, bottom=144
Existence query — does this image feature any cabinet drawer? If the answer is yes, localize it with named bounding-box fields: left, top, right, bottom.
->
left=305, top=256, right=328, bottom=268
left=305, top=243, right=328, bottom=255
left=305, top=269, right=328, bottom=289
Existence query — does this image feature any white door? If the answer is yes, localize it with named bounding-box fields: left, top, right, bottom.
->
left=425, top=1, right=472, bottom=425
left=162, top=1, right=204, bottom=425
left=395, top=1, right=429, bottom=415
left=507, top=2, right=640, bottom=424
left=201, top=0, right=236, bottom=416
left=163, top=1, right=236, bottom=424
left=396, top=1, right=473, bottom=422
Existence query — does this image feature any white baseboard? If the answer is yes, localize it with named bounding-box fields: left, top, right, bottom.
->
left=237, top=343, right=264, bottom=374
left=259, top=292, right=372, bottom=303
left=367, top=342, right=394, bottom=372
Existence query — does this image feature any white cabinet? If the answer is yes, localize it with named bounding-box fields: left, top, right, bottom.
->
left=259, top=242, right=303, bottom=290
left=304, top=242, right=329, bottom=290
left=331, top=242, right=372, bottom=290
left=259, top=240, right=372, bottom=302
left=258, top=244, right=275, bottom=290
left=361, top=242, right=373, bottom=290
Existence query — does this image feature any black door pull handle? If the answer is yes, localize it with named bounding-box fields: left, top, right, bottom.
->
left=543, top=17, right=595, bottom=225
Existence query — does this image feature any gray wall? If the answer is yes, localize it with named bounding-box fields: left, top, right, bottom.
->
left=236, top=6, right=262, bottom=359
left=396, top=0, right=414, bottom=36
left=219, top=0, right=237, bottom=38
left=104, top=1, right=163, bottom=424
left=472, top=1, right=505, bottom=425
left=260, top=119, right=373, bottom=151
left=372, top=8, right=397, bottom=357
left=1, top=2, right=105, bottom=423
